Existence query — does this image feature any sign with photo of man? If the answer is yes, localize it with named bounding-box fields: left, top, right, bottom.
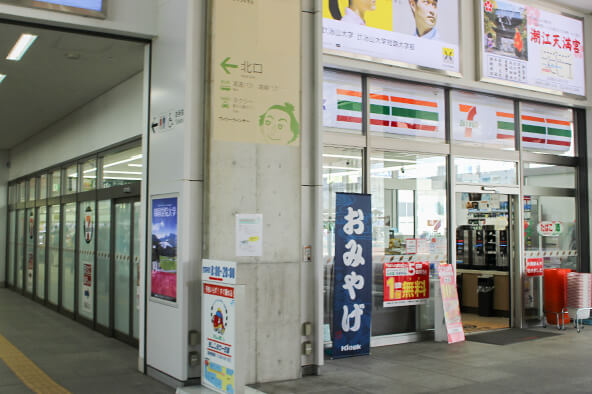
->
left=323, top=0, right=460, bottom=73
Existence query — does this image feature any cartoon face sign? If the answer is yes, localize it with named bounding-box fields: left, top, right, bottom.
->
left=212, top=308, right=226, bottom=335
left=259, top=102, right=300, bottom=145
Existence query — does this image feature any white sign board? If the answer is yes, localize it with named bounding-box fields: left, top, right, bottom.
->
left=479, top=0, right=585, bottom=97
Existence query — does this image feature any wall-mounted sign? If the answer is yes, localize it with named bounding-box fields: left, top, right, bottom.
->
left=151, top=196, right=178, bottom=303
left=479, top=0, right=585, bottom=97
left=0, top=0, right=106, bottom=18
left=383, top=262, right=429, bottom=307
left=526, top=257, right=544, bottom=277
left=323, top=0, right=460, bottom=74
left=537, top=220, right=563, bottom=237
left=332, top=193, right=372, bottom=358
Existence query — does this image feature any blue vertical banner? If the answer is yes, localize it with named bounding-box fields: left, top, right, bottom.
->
left=332, top=192, right=372, bottom=358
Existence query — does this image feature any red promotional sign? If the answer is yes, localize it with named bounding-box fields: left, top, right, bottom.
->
left=438, top=264, right=465, bottom=344
left=383, top=262, right=429, bottom=307
left=526, top=258, right=544, bottom=277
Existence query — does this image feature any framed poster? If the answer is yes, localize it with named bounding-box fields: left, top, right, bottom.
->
left=323, top=0, right=460, bottom=74
left=150, top=195, right=178, bottom=303
left=478, top=0, right=585, bottom=97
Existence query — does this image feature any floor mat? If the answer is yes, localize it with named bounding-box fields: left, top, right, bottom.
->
left=466, top=328, right=559, bottom=345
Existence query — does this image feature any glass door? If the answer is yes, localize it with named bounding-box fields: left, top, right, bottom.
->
left=16, top=210, right=24, bottom=290
left=25, top=209, right=35, bottom=295
left=36, top=206, right=47, bottom=301
left=114, top=200, right=132, bottom=338
left=96, top=200, right=111, bottom=330
left=133, top=200, right=141, bottom=340
left=47, top=205, right=60, bottom=306
left=7, top=211, right=15, bottom=287
left=61, top=203, right=76, bottom=313
left=78, top=201, right=96, bottom=322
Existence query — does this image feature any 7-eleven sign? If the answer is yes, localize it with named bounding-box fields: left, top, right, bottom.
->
left=459, top=104, right=478, bottom=137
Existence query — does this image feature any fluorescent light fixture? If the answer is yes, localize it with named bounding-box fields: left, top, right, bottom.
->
left=7, top=34, right=38, bottom=61
left=104, top=176, right=142, bottom=181
left=104, top=170, right=142, bottom=175
left=127, top=164, right=143, bottom=167
left=0, top=74, right=5, bottom=84
left=104, top=154, right=143, bottom=168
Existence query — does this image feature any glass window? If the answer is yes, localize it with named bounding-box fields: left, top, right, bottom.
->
left=9, top=184, right=16, bottom=205
left=115, top=201, right=132, bottom=335
left=25, top=208, right=35, bottom=293
left=368, top=78, right=445, bottom=141
left=455, top=158, right=517, bottom=185
left=451, top=90, right=515, bottom=149
left=524, top=163, right=576, bottom=189
left=101, top=145, right=143, bottom=188
left=133, top=201, right=141, bottom=339
left=47, top=205, right=60, bottom=306
left=16, top=210, right=24, bottom=289
left=39, top=174, right=48, bottom=199
left=322, top=147, right=363, bottom=341
left=65, top=165, right=78, bottom=195
left=97, top=200, right=111, bottom=328
left=51, top=169, right=61, bottom=197
left=78, top=201, right=96, bottom=320
left=8, top=210, right=15, bottom=286
left=323, top=70, right=363, bottom=134
left=370, top=151, right=447, bottom=335
left=61, top=202, right=76, bottom=312
left=521, top=103, right=574, bottom=157
left=28, top=178, right=36, bottom=201
left=18, top=181, right=25, bottom=202
left=81, top=158, right=97, bottom=192
left=36, top=206, right=47, bottom=300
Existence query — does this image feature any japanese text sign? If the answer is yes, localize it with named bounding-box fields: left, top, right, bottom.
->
left=480, top=0, right=585, bottom=96
left=438, top=264, right=465, bottom=344
left=151, top=197, right=178, bottom=303
left=383, top=262, right=430, bottom=307
left=537, top=221, right=563, bottom=237
left=332, top=193, right=372, bottom=358
left=526, top=257, right=544, bottom=277
left=203, top=259, right=237, bottom=285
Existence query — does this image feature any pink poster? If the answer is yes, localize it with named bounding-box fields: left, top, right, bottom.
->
left=438, top=264, right=465, bottom=344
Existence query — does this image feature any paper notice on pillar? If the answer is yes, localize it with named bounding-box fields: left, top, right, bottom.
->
left=82, top=263, right=93, bottom=314
left=235, top=214, right=262, bottom=257
left=203, top=282, right=236, bottom=394
left=210, top=0, right=300, bottom=146
left=438, top=264, right=465, bottom=344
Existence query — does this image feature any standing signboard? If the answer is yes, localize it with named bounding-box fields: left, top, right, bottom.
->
left=151, top=196, right=178, bottom=303
left=438, top=264, right=465, bottom=344
left=383, top=262, right=430, bottom=307
left=202, top=259, right=237, bottom=394
left=322, top=0, right=461, bottom=74
left=479, top=0, right=585, bottom=97
left=332, top=193, right=372, bottom=358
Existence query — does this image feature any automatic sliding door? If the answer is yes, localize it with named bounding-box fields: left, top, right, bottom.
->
left=61, top=203, right=76, bottom=313
left=8, top=211, right=15, bottom=287
left=96, top=200, right=111, bottom=329
left=47, top=205, right=60, bottom=306
left=16, top=210, right=24, bottom=290
left=78, top=201, right=96, bottom=322
left=36, top=207, right=47, bottom=300
left=114, top=201, right=131, bottom=337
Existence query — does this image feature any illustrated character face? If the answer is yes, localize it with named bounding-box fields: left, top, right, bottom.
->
left=351, top=0, right=376, bottom=12
left=410, top=0, right=438, bottom=36
left=261, top=108, right=293, bottom=144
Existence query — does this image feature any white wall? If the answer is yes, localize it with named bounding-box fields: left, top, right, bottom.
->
left=8, top=72, right=144, bottom=180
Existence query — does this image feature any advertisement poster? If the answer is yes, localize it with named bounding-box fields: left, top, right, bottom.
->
left=210, top=0, right=301, bottom=145
left=480, top=0, right=585, bottom=96
left=151, top=197, right=178, bottom=303
left=526, top=257, right=544, bottom=277
left=323, top=0, right=460, bottom=73
left=202, top=260, right=236, bottom=394
left=82, top=263, right=93, bottom=313
left=235, top=214, right=263, bottom=257
left=450, top=90, right=515, bottom=147
left=438, top=264, right=465, bottom=344
left=332, top=193, right=372, bottom=358
left=383, top=262, right=430, bottom=307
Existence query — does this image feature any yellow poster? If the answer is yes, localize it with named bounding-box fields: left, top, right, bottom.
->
left=210, top=0, right=301, bottom=146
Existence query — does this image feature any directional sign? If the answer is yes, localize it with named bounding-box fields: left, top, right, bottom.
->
left=220, top=57, right=238, bottom=75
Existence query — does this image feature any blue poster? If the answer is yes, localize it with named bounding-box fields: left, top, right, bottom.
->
left=332, top=192, right=372, bottom=358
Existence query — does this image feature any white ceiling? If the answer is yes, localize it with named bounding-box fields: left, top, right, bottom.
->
left=549, top=0, right=592, bottom=13
left=0, top=23, right=145, bottom=150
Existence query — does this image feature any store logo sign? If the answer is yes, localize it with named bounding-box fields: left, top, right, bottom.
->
left=537, top=221, right=562, bottom=237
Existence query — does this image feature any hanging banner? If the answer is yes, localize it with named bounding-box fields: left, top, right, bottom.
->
left=332, top=192, right=372, bottom=358
left=438, top=264, right=465, bottom=344
left=323, top=0, right=460, bottom=73
left=151, top=196, right=178, bottom=303
left=383, top=262, right=430, bottom=307
left=479, top=0, right=585, bottom=97
left=526, top=257, right=544, bottom=277
left=202, top=259, right=237, bottom=394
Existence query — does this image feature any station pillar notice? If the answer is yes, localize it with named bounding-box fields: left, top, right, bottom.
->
left=201, top=259, right=245, bottom=393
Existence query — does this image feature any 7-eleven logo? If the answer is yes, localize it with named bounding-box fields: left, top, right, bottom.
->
left=459, top=104, right=478, bottom=137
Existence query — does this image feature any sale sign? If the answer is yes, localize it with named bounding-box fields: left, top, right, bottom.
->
left=526, top=257, right=544, bottom=277
left=383, top=262, right=429, bottom=308
left=438, top=264, right=465, bottom=344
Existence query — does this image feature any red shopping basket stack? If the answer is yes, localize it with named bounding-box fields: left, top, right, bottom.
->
left=544, top=268, right=571, bottom=325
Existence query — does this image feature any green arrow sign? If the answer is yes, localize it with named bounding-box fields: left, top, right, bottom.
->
left=220, top=57, right=238, bottom=74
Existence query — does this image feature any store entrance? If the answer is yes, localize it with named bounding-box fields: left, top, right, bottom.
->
left=455, top=188, right=516, bottom=334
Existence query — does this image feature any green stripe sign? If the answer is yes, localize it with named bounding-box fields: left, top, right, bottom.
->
left=391, top=107, right=438, bottom=121
left=547, top=127, right=571, bottom=137
left=370, top=104, right=389, bottom=115
left=497, top=121, right=514, bottom=130
left=522, top=124, right=546, bottom=134
left=338, top=100, right=361, bottom=112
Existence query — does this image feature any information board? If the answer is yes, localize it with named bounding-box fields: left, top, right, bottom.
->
left=479, top=0, right=585, bottom=97
left=323, top=0, right=460, bottom=73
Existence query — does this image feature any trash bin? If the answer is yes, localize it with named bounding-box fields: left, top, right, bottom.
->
left=477, top=275, right=495, bottom=317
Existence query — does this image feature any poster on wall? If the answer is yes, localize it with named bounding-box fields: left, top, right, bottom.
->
left=323, top=0, right=460, bottom=73
left=210, top=0, right=301, bottom=145
left=383, top=262, right=430, bottom=307
left=438, top=264, right=465, bottom=344
left=526, top=257, right=544, bottom=277
left=151, top=196, right=178, bottom=303
left=202, top=259, right=237, bottom=394
left=235, top=214, right=263, bottom=257
left=82, top=263, right=93, bottom=313
left=332, top=193, right=372, bottom=358
left=479, top=0, right=585, bottom=97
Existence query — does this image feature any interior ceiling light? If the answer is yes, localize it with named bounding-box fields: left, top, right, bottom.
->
left=0, top=74, right=5, bottom=84
left=7, top=34, right=38, bottom=61
left=104, top=154, right=143, bottom=169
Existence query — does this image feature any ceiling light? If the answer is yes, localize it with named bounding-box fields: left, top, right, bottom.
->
left=7, top=34, right=38, bottom=61
left=104, top=170, right=142, bottom=175
left=0, top=74, right=5, bottom=84
left=128, top=164, right=142, bottom=167
left=104, top=154, right=143, bottom=168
